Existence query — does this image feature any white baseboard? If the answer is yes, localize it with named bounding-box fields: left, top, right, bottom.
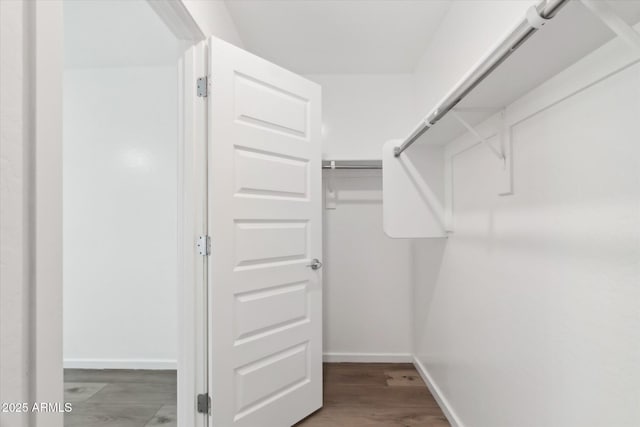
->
left=412, top=356, right=464, bottom=427
left=64, top=358, right=177, bottom=370
left=67, top=354, right=409, bottom=369
left=323, top=352, right=412, bottom=363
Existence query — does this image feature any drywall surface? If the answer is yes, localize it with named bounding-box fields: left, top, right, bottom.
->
left=181, top=0, right=244, bottom=47
left=64, top=0, right=183, bottom=68
left=63, top=66, right=178, bottom=369
left=412, top=32, right=640, bottom=427
left=306, top=74, right=416, bottom=361
left=322, top=171, right=413, bottom=361
left=307, top=74, right=418, bottom=160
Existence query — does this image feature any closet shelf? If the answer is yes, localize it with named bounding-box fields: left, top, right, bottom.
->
left=395, top=0, right=640, bottom=153
left=383, top=0, right=640, bottom=239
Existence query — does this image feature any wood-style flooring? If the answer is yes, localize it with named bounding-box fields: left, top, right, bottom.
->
left=64, top=369, right=176, bottom=427
left=64, top=363, right=449, bottom=427
left=296, top=363, right=450, bottom=427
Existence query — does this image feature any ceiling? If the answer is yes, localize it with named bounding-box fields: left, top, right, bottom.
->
left=64, top=0, right=183, bottom=68
left=224, top=0, right=452, bottom=74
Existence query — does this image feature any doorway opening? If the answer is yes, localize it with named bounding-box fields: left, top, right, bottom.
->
left=62, top=1, right=186, bottom=425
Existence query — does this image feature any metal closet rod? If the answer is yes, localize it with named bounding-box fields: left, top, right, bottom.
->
left=323, top=165, right=382, bottom=169
left=322, top=160, right=382, bottom=170
left=393, top=0, right=570, bottom=157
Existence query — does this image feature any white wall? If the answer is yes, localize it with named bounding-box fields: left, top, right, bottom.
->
left=64, top=0, right=184, bottom=68
left=308, top=74, right=418, bottom=160
left=63, top=66, right=178, bottom=369
left=322, top=170, right=413, bottom=362
left=304, top=74, right=416, bottom=361
left=411, top=4, right=640, bottom=426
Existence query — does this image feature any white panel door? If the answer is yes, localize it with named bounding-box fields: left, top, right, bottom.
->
left=207, top=37, right=322, bottom=427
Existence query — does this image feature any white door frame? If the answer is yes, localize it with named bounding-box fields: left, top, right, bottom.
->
left=176, top=40, right=209, bottom=427
left=0, top=2, right=63, bottom=426
left=2, top=1, right=208, bottom=426
left=150, top=4, right=210, bottom=427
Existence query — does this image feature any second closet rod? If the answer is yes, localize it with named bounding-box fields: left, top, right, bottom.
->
left=322, top=160, right=382, bottom=170
left=322, top=165, right=382, bottom=170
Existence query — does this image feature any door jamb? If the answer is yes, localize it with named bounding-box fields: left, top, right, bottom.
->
left=177, top=40, right=209, bottom=427
left=144, top=2, right=210, bottom=426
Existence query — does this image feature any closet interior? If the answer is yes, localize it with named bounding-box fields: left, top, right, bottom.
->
left=57, top=0, right=640, bottom=426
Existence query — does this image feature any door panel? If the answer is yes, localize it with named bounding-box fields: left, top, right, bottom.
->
left=208, top=37, right=322, bottom=427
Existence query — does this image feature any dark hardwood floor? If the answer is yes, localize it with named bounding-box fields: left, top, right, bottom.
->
left=64, top=363, right=448, bottom=427
left=296, top=363, right=450, bottom=427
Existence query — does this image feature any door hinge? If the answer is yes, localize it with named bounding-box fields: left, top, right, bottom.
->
left=196, top=393, right=210, bottom=414
left=197, top=76, right=208, bottom=97
left=197, top=235, right=211, bottom=256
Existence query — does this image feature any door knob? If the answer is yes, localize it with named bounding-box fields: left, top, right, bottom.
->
left=307, top=258, right=323, bottom=270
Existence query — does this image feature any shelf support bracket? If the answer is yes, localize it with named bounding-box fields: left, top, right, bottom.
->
left=449, top=109, right=512, bottom=196
left=324, top=161, right=337, bottom=209
left=580, top=0, right=640, bottom=55
left=451, top=110, right=505, bottom=162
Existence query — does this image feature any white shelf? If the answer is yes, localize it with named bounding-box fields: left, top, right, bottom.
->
left=413, top=0, right=640, bottom=147
left=383, top=0, right=640, bottom=238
